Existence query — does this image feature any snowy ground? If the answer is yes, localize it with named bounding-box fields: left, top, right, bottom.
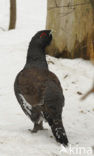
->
left=0, top=0, right=94, bottom=156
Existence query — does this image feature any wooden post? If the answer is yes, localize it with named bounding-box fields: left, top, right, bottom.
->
left=9, top=0, right=16, bottom=30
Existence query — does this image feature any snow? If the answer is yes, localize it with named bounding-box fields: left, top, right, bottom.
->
left=0, top=0, right=94, bottom=156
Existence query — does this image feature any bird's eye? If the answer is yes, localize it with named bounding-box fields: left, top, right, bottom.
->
left=40, top=32, right=47, bottom=38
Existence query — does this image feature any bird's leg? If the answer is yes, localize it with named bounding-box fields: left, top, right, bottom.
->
left=29, top=121, right=48, bottom=133
left=29, top=121, right=45, bottom=133
left=32, top=121, right=44, bottom=132
left=28, top=107, right=48, bottom=133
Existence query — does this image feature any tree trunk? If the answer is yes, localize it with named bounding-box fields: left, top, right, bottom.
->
left=46, top=0, right=94, bottom=60
left=9, top=0, right=16, bottom=30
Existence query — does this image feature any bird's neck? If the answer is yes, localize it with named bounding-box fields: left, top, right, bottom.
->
left=24, top=43, right=48, bottom=70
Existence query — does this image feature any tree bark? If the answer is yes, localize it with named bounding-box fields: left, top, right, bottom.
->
left=9, top=0, right=16, bottom=30
left=46, top=0, right=94, bottom=60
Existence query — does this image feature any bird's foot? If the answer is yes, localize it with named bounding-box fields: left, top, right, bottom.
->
left=28, top=128, right=48, bottom=133
left=28, top=122, right=48, bottom=133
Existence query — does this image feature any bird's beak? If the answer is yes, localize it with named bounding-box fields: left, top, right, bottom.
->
left=49, top=30, right=52, bottom=36
left=49, top=29, right=56, bottom=36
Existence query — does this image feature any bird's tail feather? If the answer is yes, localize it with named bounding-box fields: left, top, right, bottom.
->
left=51, top=119, right=68, bottom=146
left=43, top=111, right=68, bottom=146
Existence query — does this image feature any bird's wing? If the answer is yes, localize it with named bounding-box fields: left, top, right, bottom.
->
left=16, top=68, right=46, bottom=107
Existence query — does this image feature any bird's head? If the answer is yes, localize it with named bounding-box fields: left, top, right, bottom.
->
left=31, top=30, right=52, bottom=49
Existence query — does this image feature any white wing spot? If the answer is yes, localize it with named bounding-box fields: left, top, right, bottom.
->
left=19, top=94, right=32, bottom=116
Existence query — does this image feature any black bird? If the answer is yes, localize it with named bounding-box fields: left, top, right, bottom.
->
left=14, top=30, right=68, bottom=146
